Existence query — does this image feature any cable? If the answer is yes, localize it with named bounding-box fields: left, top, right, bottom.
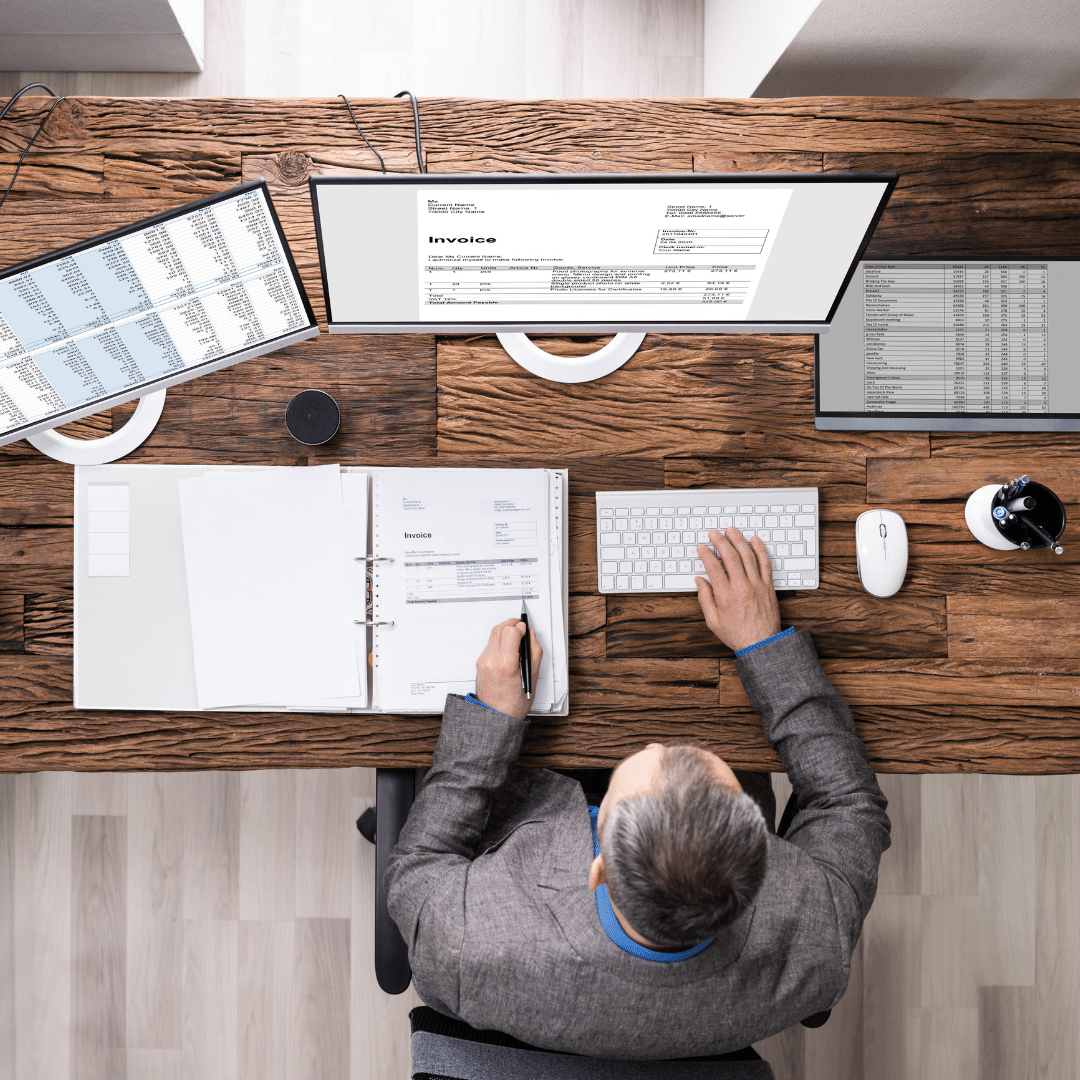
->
left=393, top=90, right=426, bottom=173
left=0, top=83, right=66, bottom=213
left=338, top=94, right=386, bottom=173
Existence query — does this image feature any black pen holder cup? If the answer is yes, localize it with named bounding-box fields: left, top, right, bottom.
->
left=991, top=481, right=1065, bottom=549
left=965, top=480, right=1066, bottom=551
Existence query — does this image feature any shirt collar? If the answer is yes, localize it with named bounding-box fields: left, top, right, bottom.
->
left=589, top=805, right=712, bottom=963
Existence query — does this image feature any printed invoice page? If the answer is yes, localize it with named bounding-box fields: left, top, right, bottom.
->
left=311, top=175, right=894, bottom=334
left=371, top=468, right=565, bottom=715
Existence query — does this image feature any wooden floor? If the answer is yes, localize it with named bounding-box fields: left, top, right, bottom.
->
left=1, top=767, right=1078, bottom=1080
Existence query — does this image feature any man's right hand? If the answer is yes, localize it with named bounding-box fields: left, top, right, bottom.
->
left=695, top=527, right=782, bottom=652
left=474, top=617, right=543, bottom=721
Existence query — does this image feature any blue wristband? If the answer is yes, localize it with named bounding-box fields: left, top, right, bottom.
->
left=734, top=626, right=795, bottom=657
left=465, top=692, right=528, bottom=722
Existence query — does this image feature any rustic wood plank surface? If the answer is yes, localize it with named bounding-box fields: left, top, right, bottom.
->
left=1, top=95, right=1079, bottom=772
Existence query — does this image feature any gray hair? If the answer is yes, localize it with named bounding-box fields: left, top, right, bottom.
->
left=599, top=744, right=769, bottom=949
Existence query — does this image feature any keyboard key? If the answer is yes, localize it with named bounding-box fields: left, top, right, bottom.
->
left=679, top=559, right=692, bottom=572
left=788, top=572, right=802, bottom=582
left=682, top=531, right=696, bottom=543
left=619, top=561, right=632, bottom=573
left=664, top=560, right=677, bottom=572
left=794, top=514, right=815, bottom=526
left=634, top=560, right=647, bottom=573
left=791, top=543, right=806, bottom=556
left=785, top=504, right=799, bottom=513
left=645, top=517, right=658, bottom=530
left=690, top=516, right=703, bottom=529
left=615, top=507, right=629, bottom=516
left=659, top=517, right=673, bottom=529
left=741, top=529, right=755, bottom=540
left=631, top=575, right=644, bottom=589
left=600, top=519, right=613, bottom=531
left=756, top=529, right=770, bottom=541
left=646, top=575, right=662, bottom=588
left=708, top=506, right=723, bottom=514
left=657, top=546, right=670, bottom=558
left=784, top=557, right=815, bottom=570
left=770, top=505, right=782, bottom=514
left=668, top=531, right=681, bottom=543
left=616, top=575, right=629, bottom=589
left=773, top=577, right=787, bottom=588
left=735, top=515, right=748, bottom=527
left=629, top=518, right=643, bottom=530
left=672, top=545, right=685, bottom=557
left=600, top=507, right=614, bottom=517
left=772, top=529, right=786, bottom=541
left=719, top=516, right=733, bottom=527
left=601, top=561, right=617, bottom=573
left=754, top=505, right=767, bottom=514
left=601, top=533, right=621, bottom=545
left=693, top=559, right=705, bottom=573
left=615, top=518, right=628, bottom=530
left=802, top=504, right=815, bottom=513
left=606, top=547, right=625, bottom=560
left=765, top=543, right=775, bottom=555
left=777, top=543, right=790, bottom=556
left=697, top=530, right=711, bottom=543
left=627, top=547, right=640, bottom=559
left=665, top=574, right=697, bottom=589
left=765, top=515, right=777, bottom=528
left=601, top=575, right=614, bottom=589
left=642, top=546, right=655, bottom=558
left=636, top=532, right=650, bottom=544
left=804, top=531, right=816, bottom=556
left=704, top=516, right=718, bottom=528
left=802, top=579, right=816, bottom=587
left=724, top=505, right=736, bottom=514
left=662, top=506, right=675, bottom=514
left=693, top=506, right=706, bottom=515
left=770, top=557, right=781, bottom=570
left=649, top=560, right=662, bottom=573
left=646, top=506, right=659, bottom=515
left=739, top=505, right=752, bottom=514
left=780, top=515, right=793, bottom=527
left=675, top=517, right=688, bottom=529
left=787, top=529, right=800, bottom=541
left=677, top=506, right=691, bottom=514
left=631, top=507, right=645, bottom=515
left=749, top=515, right=763, bottom=527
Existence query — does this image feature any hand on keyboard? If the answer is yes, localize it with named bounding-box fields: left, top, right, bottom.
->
left=695, top=527, right=782, bottom=653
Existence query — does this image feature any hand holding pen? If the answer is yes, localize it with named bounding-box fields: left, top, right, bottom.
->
left=474, top=615, right=543, bottom=721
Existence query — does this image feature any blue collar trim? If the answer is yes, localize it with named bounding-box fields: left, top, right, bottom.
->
left=589, top=805, right=712, bottom=963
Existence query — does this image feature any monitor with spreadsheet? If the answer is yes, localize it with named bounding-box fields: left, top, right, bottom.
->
left=816, top=257, right=1080, bottom=431
left=308, top=172, right=896, bottom=335
left=0, top=181, right=318, bottom=448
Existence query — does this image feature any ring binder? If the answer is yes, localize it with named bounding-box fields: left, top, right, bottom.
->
left=356, top=556, right=394, bottom=563
left=356, top=619, right=395, bottom=627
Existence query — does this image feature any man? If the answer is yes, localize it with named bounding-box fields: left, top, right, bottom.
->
left=385, top=526, right=891, bottom=1059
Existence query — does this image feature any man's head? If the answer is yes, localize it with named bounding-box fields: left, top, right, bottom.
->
left=588, top=743, right=769, bottom=950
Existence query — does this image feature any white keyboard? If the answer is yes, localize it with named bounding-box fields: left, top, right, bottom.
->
left=595, top=487, right=820, bottom=593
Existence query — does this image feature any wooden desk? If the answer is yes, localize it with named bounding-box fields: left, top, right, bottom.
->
left=2, top=95, right=1079, bottom=773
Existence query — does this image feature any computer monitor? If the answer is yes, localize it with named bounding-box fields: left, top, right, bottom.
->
left=0, top=180, right=318, bottom=450
left=308, top=172, right=896, bottom=336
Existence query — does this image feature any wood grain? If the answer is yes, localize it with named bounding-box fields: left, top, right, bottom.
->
left=3, top=95, right=1080, bottom=772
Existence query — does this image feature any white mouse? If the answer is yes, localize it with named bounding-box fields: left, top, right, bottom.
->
left=856, top=509, right=908, bottom=598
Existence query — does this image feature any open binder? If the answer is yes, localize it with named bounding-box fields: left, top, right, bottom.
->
left=74, top=463, right=568, bottom=715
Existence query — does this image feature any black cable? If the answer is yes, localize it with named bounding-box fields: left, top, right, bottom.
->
left=394, top=90, right=426, bottom=173
left=0, top=84, right=66, bottom=213
left=338, top=94, right=386, bottom=173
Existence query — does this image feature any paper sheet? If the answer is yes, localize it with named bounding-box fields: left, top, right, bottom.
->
left=178, top=464, right=361, bottom=709
left=372, top=468, right=559, bottom=713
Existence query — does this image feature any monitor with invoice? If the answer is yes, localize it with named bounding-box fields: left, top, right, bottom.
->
left=0, top=180, right=318, bottom=448
left=308, top=172, right=897, bottom=335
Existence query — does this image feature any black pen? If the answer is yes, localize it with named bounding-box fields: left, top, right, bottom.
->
left=519, top=601, right=532, bottom=701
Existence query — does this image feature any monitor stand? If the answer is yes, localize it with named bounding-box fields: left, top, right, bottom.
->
left=497, top=332, right=645, bottom=384
left=26, top=390, right=167, bottom=465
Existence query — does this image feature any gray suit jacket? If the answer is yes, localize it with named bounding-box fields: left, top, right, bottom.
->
left=385, top=630, right=890, bottom=1059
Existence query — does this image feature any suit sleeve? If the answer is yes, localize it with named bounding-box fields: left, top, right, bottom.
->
left=735, top=630, right=891, bottom=954
left=384, top=693, right=528, bottom=1013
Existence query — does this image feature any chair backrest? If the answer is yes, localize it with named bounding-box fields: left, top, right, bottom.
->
left=410, top=1008, right=776, bottom=1080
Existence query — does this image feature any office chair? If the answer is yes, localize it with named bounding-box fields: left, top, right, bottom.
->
left=357, top=768, right=828, bottom=1072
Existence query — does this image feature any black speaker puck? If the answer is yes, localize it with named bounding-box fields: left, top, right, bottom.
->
left=286, top=390, right=340, bottom=445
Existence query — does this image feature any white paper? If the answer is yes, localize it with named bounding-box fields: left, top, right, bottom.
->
left=373, top=468, right=558, bottom=713
left=178, top=464, right=361, bottom=709
left=417, top=185, right=793, bottom=323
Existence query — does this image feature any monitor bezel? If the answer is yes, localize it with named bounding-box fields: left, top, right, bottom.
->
left=814, top=254, right=1080, bottom=431
left=0, top=180, right=319, bottom=447
left=308, top=171, right=898, bottom=334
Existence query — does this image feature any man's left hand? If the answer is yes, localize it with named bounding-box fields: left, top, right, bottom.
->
left=475, top=617, right=543, bottom=720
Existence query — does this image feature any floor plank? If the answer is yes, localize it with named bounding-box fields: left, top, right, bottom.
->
left=182, top=920, right=238, bottom=1080
left=293, top=919, right=350, bottom=1080
left=295, top=768, right=354, bottom=920
left=920, top=773, right=978, bottom=896
left=71, top=815, right=127, bottom=1080
left=127, top=775, right=184, bottom=1051
left=239, top=771, right=296, bottom=922
left=14, top=773, right=71, bottom=1080
left=238, top=921, right=292, bottom=1080
left=182, top=773, right=239, bottom=922
left=980, top=985, right=1036, bottom=1080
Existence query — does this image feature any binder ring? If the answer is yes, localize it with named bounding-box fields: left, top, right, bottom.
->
left=356, top=556, right=394, bottom=563
left=356, top=619, right=394, bottom=626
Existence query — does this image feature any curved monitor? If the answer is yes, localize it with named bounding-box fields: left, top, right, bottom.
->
left=0, top=181, right=318, bottom=448
left=310, top=172, right=896, bottom=336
